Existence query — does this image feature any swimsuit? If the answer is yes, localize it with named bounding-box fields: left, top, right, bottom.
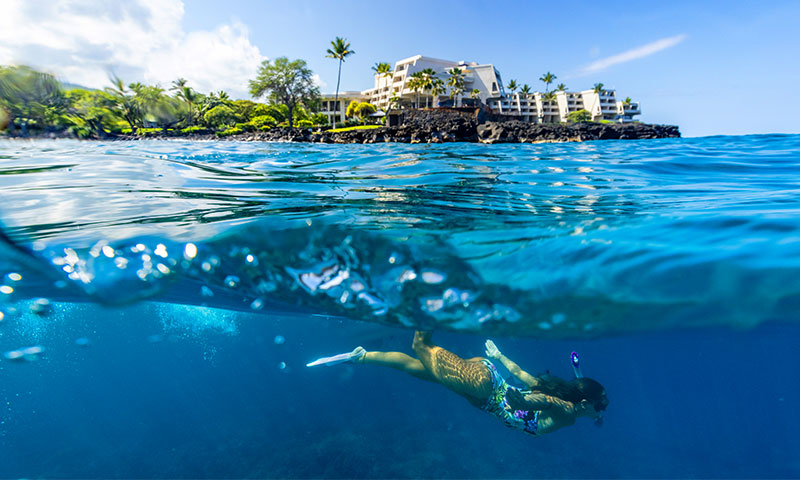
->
left=480, top=359, right=540, bottom=435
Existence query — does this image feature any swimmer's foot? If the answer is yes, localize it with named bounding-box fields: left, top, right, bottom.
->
left=306, top=346, right=367, bottom=367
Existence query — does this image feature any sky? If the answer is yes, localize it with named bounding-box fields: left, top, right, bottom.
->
left=0, top=0, right=798, bottom=137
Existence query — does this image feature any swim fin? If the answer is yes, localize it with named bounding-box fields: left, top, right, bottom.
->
left=306, top=346, right=366, bottom=367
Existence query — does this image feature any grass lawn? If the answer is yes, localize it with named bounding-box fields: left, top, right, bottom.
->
left=325, top=125, right=382, bottom=133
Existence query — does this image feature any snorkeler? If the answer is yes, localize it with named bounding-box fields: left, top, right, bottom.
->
left=307, top=331, right=609, bottom=436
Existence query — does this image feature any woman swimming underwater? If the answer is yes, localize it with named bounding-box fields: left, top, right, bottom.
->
left=307, top=331, right=609, bottom=436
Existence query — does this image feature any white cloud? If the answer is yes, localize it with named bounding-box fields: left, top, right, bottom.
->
left=576, top=34, right=687, bottom=77
left=311, top=74, right=327, bottom=90
left=0, top=0, right=266, bottom=99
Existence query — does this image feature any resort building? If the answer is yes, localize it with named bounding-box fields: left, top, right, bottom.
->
left=321, top=54, right=642, bottom=124
left=319, top=91, right=366, bottom=125
left=361, top=55, right=506, bottom=111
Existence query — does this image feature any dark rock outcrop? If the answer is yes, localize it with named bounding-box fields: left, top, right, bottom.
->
left=5, top=109, right=679, bottom=143
left=476, top=121, right=680, bottom=144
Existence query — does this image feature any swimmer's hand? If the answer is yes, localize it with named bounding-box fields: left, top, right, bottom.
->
left=506, top=389, right=553, bottom=411
left=485, top=339, right=501, bottom=359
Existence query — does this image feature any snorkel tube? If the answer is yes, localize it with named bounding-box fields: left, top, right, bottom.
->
left=571, top=351, right=583, bottom=378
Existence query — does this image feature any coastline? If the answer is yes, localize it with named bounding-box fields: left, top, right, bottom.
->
left=2, top=110, right=680, bottom=144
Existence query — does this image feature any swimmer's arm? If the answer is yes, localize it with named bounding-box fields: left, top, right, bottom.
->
left=507, top=390, right=575, bottom=414
left=485, top=340, right=539, bottom=388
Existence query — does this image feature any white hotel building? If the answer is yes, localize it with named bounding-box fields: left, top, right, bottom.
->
left=319, top=55, right=641, bottom=124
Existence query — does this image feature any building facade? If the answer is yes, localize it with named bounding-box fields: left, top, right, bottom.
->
left=321, top=54, right=642, bottom=124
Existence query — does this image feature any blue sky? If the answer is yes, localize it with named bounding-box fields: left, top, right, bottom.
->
left=2, top=0, right=798, bottom=137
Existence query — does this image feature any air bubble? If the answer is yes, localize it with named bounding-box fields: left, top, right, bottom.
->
left=278, top=361, right=287, bottom=369
left=7, top=273, right=21, bottom=282
left=224, top=275, right=240, bottom=288
left=250, top=298, right=264, bottom=310
left=30, top=298, right=51, bottom=316
left=154, top=244, right=168, bottom=258
left=201, top=285, right=214, bottom=297
left=184, top=243, right=198, bottom=260
left=274, top=335, right=285, bottom=345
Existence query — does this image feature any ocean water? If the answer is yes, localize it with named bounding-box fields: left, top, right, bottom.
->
left=1, top=136, right=799, bottom=478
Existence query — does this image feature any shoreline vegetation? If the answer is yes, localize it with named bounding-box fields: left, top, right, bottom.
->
left=1, top=50, right=679, bottom=144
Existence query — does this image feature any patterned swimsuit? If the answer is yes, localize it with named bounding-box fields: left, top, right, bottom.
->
left=480, top=359, right=540, bottom=435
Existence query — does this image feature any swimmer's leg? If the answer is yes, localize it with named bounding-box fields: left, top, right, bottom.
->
left=359, top=351, right=435, bottom=382
left=412, top=331, right=494, bottom=405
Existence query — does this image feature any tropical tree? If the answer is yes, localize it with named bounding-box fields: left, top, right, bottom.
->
left=446, top=67, right=465, bottom=107
left=407, top=71, right=425, bottom=108
left=62, top=88, right=120, bottom=137
left=173, top=85, right=199, bottom=125
left=543, top=91, right=557, bottom=103
left=105, top=75, right=139, bottom=132
left=623, top=96, right=632, bottom=104
left=507, top=79, right=518, bottom=97
left=249, top=57, right=320, bottom=129
left=0, top=65, right=65, bottom=135
left=346, top=100, right=377, bottom=121
left=430, top=77, right=446, bottom=107
left=372, top=62, right=392, bottom=79
left=203, top=105, right=238, bottom=128
left=387, top=93, right=400, bottom=111
left=556, top=83, right=567, bottom=92
left=520, top=84, right=531, bottom=98
left=420, top=68, right=437, bottom=107
left=567, top=109, right=592, bottom=123
left=170, top=78, right=188, bottom=92
left=539, top=72, right=557, bottom=93
left=470, top=88, right=481, bottom=100
left=325, top=37, right=355, bottom=128
left=129, top=82, right=181, bottom=130
left=593, top=83, right=605, bottom=93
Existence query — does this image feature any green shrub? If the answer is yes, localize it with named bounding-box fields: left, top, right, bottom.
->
left=567, top=109, right=592, bottom=123
left=249, top=114, right=277, bottom=129
left=204, top=105, right=238, bottom=128
left=234, top=122, right=255, bottom=132
left=311, top=113, right=328, bottom=126
left=216, top=126, right=243, bottom=137
left=296, top=119, right=314, bottom=128
left=252, top=104, right=286, bottom=122
left=180, top=126, right=209, bottom=134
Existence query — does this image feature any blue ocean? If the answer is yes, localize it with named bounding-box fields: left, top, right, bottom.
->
left=1, top=136, right=799, bottom=478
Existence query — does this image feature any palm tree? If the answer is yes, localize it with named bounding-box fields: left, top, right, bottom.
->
left=420, top=68, right=437, bottom=107
left=170, top=78, right=188, bottom=92
left=387, top=93, right=400, bottom=111
left=175, top=86, right=198, bottom=125
left=520, top=84, right=531, bottom=99
left=539, top=72, right=557, bottom=93
left=556, top=83, right=567, bottom=92
left=105, top=75, right=138, bottom=132
left=543, top=91, right=557, bottom=103
left=430, top=78, right=446, bottom=107
left=407, top=71, right=425, bottom=108
left=623, top=96, right=632, bottom=104
left=593, top=83, right=605, bottom=93
left=470, top=88, right=481, bottom=100
left=326, top=36, right=355, bottom=128
left=446, top=67, right=465, bottom=107
left=507, top=79, right=518, bottom=97
left=372, top=62, right=392, bottom=77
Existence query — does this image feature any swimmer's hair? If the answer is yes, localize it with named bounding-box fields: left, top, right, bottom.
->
left=532, top=374, right=609, bottom=412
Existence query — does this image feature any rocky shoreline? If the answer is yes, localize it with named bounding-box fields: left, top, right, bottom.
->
left=3, top=109, right=680, bottom=144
